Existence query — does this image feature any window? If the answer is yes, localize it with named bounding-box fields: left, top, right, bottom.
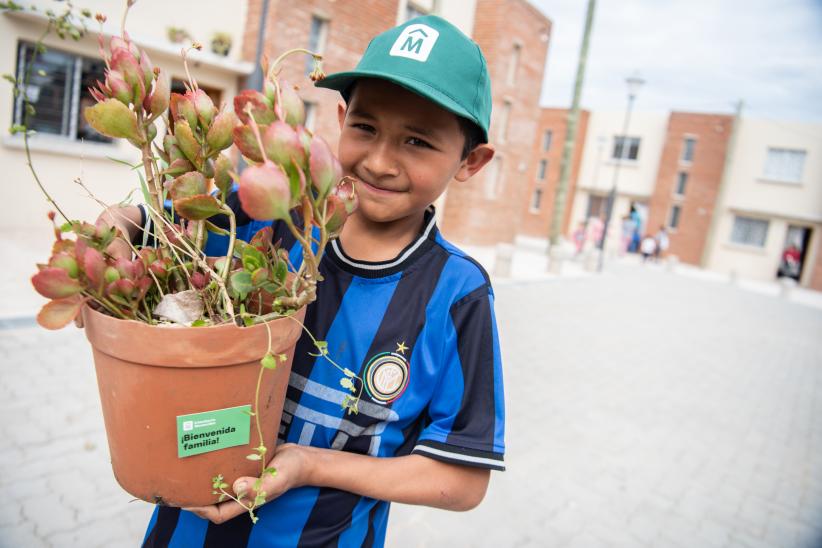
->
left=681, top=137, right=696, bottom=163
left=587, top=195, right=606, bottom=219
left=730, top=216, right=769, bottom=247
left=484, top=156, right=503, bottom=199
left=612, top=136, right=640, bottom=161
left=537, top=159, right=547, bottom=180
left=763, top=148, right=806, bottom=183
left=542, top=130, right=553, bottom=152
left=497, top=100, right=512, bottom=143
left=506, top=43, right=521, bottom=86
left=13, top=42, right=111, bottom=143
left=530, top=187, right=543, bottom=212
left=306, top=16, right=329, bottom=74
left=675, top=172, right=688, bottom=196
left=668, top=204, right=681, bottom=229
left=304, top=101, right=317, bottom=132
left=405, top=2, right=428, bottom=21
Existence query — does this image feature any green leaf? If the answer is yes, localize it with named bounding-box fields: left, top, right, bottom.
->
left=205, top=221, right=230, bottom=236
left=261, top=353, right=277, bottom=370
left=36, top=69, right=46, bottom=76
left=314, top=340, right=328, bottom=355
left=246, top=453, right=262, bottom=461
left=1, top=73, right=15, bottom=84
left=253, top=478, right=263, bottom=491
left=219, top=482, right=229, bottom=489
left=263, top=467, right=277, bottom=477
left=256, top=444, right=267, bottom=453
left=274, top=260, right=288, bottom=283
left=342, top=368, right=355, bottom=378
left=83, top=98, right=143, bottom=142
left=242, top=245, right=265, bottom=272
left=339, top=377, right=355, bottom=391
left=191, top=319, right=207, bottom=327
left=9, top=124, right=27, bottom=135
left=25, top=103, right=35, bottom=116
left=218, top=493, right=227, bottom=502
left=229, top=270, right=253, bottom=300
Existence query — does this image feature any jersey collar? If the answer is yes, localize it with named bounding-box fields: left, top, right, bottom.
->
left=328, top=207, right=439, bottom=278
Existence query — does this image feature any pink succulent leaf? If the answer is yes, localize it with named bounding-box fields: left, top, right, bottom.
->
left=279, top=81, right=306, bottom=128
left=48, top=253, right=79, bottom=278
left=324, top=194, right=349, bottom=234
left=206, top=110, right=239, bottom=152
left=238, top=162, right=292, bottom=221
left=309, top=135, right=341, bottom=199
left=138, top=49, right=154, bottom=89
left=107, top=278, right=136, bottom=300
left=262, top=121, right=305, bottom=168
left=173, top=119, right=201, bottom=166
left=31, top=268, right=84, bottom=299
left=115, top=258, right=136, bottom=280
left=36, top=296, right=87, bottom=330
left=167, top=171, right=207, bottom=201
left=233, top=90, right=276, bottom=125
left=232, top=124, right=264, bottom=163
left=214, top=154, right=234, bottom=197
left=83, top=99, right=143, bottom=142
left=174, top=194, right=224, bottom=221
left=192, top=89, right=216, bottom=127
left=170, top=93, right=199, bottom=130
left=106, top=71, right=133, bottom=106
left=83, top=247, right=106, bottom=289
left=146, top=71, right=170, bottom=119
left=163, top=158, right=195, bottom=177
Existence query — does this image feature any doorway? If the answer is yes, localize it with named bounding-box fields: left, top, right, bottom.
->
left=778, top=225, right=811, bottom=281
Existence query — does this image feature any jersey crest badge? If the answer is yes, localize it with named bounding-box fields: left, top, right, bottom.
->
left=363, top=347, right=410, bottom=404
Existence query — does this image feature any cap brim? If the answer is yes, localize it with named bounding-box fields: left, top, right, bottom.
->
left=316, top=70, right=488, bottom=142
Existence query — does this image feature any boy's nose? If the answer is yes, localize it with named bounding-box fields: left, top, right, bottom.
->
left=361, top=141, right=400, bottom=178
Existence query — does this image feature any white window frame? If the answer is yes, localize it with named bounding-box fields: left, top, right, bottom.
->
left=529, top=186, right=543, bottom=213
left=506, top=42, right=522, bottom=86
left=730, top=215, right=769, bottom=248
left=668, top=204, right=682, bottom=230
left=542, top=129, right=553, bottom=152
left=536, top=159, right=547, bottom=181
left=497, top=100, right=512, bottom=143
left=306, top=15, right=329, bottom=74
left=612, top=136, right=640, bottom=161
left=762, top=147, right=806, bottom=184
left=674, top=171, right=688, bottom=196
left=680, top=136, right=696, bottom=164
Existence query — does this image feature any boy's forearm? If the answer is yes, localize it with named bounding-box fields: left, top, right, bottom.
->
left=97, top=205, right=143, bottom=243
left=300, top=445, right=490, bottom=511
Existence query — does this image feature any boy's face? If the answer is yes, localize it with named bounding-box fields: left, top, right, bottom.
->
left=337, top=78, right=492, bottom=225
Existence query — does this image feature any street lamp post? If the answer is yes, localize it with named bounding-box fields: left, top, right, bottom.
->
left=597, top=74, right=644, bottom=272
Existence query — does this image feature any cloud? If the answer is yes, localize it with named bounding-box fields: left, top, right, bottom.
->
left=529, top=0, right=822, bottom=121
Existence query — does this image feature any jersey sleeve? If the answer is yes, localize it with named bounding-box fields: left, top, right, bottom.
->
left=412, top=284, right=506, bottom=471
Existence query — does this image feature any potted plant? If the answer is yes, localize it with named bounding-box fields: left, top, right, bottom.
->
left=23, top=5, right=357, bottom=520
left=211, top=31, right=232, bottom=56
left=166, top=26, right=191, bottom=44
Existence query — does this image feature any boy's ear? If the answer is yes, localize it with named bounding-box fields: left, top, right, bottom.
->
left=337, top=100, right=347, bottom=131
left=454, top=144, right=495, bottom=182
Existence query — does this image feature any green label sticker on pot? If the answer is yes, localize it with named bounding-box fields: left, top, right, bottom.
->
left=176, top=405, right=251, bottom=458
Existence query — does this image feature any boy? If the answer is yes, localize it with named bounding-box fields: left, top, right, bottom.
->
left=110, top=15, right=504, bottom=547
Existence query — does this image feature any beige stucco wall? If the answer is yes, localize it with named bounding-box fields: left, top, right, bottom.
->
left=705, top=118, right=822, bottom=285
left=0, top=2, right=249, bottom=239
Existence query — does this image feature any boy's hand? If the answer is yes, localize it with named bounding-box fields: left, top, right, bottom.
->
left=185, top=443, right=312, bottom=525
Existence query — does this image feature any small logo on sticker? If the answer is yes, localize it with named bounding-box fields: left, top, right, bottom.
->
left=364, top=351, right=410, bottom=404
left=182, top=420, right=193, bottom=431
left=389, top=24, right=440, bottom=62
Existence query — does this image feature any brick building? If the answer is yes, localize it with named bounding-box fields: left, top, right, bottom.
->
left=645, top=112, right=734, bottom=265
left=439, top=0, right=551, bottom=245
left=240, top=0, right=551, bottom=247
left=519, top=108, right=589, bottom=239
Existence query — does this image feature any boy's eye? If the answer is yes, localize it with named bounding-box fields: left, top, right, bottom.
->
left=351, top=123, right=375, bottom=133
left=407, top=137, right=433, bottom=149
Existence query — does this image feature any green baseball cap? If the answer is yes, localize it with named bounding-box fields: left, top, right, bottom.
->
left=315, top=15, right=492, bottom=142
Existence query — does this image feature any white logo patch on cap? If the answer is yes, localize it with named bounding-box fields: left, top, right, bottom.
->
left=389, top=24, right=439, bottom=62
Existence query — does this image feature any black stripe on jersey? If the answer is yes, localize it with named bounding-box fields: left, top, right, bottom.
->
left=280, top=258, right=354, bottom=443
left=142, top=507, right=180, bottom=548
left=296, top=489, right=362, bottom=547
left=340, top=245, right=451, bottom=455
left=447, top=284, right=497, bottom=449
left=202, top=513, right=254, bottom=547
left=362, top=502, right=382, bottom=548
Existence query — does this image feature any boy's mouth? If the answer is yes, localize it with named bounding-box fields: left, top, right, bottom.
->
left=356, top=178, right=405, bottom=195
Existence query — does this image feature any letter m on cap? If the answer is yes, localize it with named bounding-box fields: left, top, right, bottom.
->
left=390, top=24, right=440, bottom=62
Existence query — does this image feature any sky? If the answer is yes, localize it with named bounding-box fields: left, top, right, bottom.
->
left=528, top=0, right=822, bottom=122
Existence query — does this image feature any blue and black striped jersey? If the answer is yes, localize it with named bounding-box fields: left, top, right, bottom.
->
left=140, top=194, right=505, bottom=548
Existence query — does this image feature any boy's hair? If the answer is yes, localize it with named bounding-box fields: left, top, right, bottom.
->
left=344, top=81, right=484, bottom=161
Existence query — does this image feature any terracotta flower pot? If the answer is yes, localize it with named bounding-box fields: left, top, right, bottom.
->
left=82, top=304, right=306, bottom=507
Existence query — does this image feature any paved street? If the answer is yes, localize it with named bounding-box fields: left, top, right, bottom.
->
left=1, top=262, right=821, bottom=547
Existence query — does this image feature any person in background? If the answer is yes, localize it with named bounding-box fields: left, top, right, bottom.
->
left=654, top=225, right=669, bottom=261
left=640, top=233, right=657, bottom=263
